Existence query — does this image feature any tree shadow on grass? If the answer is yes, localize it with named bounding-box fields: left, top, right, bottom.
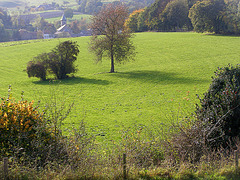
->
left=204, top=33, right=240, bottom=38
left=32, top=77, right=111, bottom=86
left=111, top=70, right=209, bottom=84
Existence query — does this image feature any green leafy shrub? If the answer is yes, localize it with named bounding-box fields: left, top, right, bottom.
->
left=164, top=65, right=240, bottom=164
left=26, top=40, right=79, bottom=80
left=27, top=59, right=47, bottom=81
left=48, top=41, right=79, bottom=79
left=196, top=64, right=240, bottom=148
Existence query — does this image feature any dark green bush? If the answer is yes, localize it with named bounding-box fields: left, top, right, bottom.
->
left=27, top=59, right=47, bottom=81
left=196, top=64, right=240, bottom=148
left=48, top=41, right=79, bottom=79
left=26, top=40, right=79, bottom=80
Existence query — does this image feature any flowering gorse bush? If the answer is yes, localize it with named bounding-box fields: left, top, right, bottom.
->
left=1, top=88, right=42, bottom=154
left=0, top=86, right=67, bottom=166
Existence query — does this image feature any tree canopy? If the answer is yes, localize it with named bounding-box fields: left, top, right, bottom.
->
left=76, top=0, right=154, bottom=14
left=64, top=8, right=74, bottom=18
left=161, top=0, right=191, bottom=31
left=188, top=0, right=225, bottom=33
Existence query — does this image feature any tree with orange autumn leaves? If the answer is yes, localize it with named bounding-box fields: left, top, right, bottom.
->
left=125, top=9, right=145, bottom=32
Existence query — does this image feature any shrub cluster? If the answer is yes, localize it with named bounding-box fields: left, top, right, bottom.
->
left=165, top=64, right=240, bottom=164
left=196, top=64, right=240, bottom=149
left=27, top=40, right=79, bottom=80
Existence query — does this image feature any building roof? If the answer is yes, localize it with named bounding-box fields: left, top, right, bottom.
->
left=56, top=24, right=67, bottom=32
left=61, top=13, right=66, bottom=21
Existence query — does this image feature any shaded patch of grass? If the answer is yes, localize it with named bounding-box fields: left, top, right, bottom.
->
left=32, top=77, right=111, bottom=85
left=112, top=70, right=209, bottom=85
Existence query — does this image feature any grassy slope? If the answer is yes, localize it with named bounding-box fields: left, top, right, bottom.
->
left=0, top=0, right=78, bottom=11
left=0, top=32, right=240, bottom=142
left=46, top=14, right=92, bottom=23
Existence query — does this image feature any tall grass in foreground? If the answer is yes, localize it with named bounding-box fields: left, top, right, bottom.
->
left=1, top=120, right=240, bottom=179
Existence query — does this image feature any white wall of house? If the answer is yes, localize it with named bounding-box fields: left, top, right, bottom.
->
left=43, top=34, right=54, bottom=39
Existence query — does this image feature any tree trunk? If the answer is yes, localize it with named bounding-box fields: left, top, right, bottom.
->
left=110, top=48, right=114, bottom=73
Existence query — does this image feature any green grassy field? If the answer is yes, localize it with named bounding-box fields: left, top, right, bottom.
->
left=46, top=14, right=92, bottom=23
left=0, top=0, right=78, bottom=8
left=0, top=32, right=240, bottom=142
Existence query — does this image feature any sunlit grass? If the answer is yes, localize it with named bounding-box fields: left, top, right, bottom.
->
left=0, top=32, right=240, bottom=142
left=3, top=0, right=78, bottom=11
left=46, top=14, right=92, bottom=23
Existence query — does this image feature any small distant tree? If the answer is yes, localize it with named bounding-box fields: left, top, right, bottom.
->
left=89, top=3, right=136, bottom=73
left=26, top=41, right=79, bottom=80
left=70, top=20, right=81, bottom=34
left=32, top=16, right=56, bottom=34
left=64, top=8, right=74, bottom=18
left=0, top=23, right=9, bottom=42
left=27, top=59, right=47, bottom=81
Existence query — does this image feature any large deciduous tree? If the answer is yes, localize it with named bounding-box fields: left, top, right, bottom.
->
left=89, top=3, right=135, bottom=73
left=221, top=0, right=240, bottom=35
left=188, top=0, right=226, bottom=33
left=160, top=0, right=192, bottom=31
left=64, top=8, right=74, bottom=18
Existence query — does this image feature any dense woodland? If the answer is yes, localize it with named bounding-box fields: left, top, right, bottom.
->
left=76, top=0, right=155, bottom=14
left=126, top=0, right=240, bottom=34
left=1, top=0, right=240, bottom=42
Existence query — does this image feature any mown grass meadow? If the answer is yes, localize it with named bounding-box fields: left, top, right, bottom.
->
left=46, top=14, right=92, bottom=23
left=0, top=0, right=78, bottom=9
left=0, top=32, right=240, bottom=143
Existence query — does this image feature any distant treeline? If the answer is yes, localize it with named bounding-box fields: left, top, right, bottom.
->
left=126, top=0, right=240, bottom=35
left=0, top=8, right=12, bottom=42
left=76, top=0, right=155, bottom=14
